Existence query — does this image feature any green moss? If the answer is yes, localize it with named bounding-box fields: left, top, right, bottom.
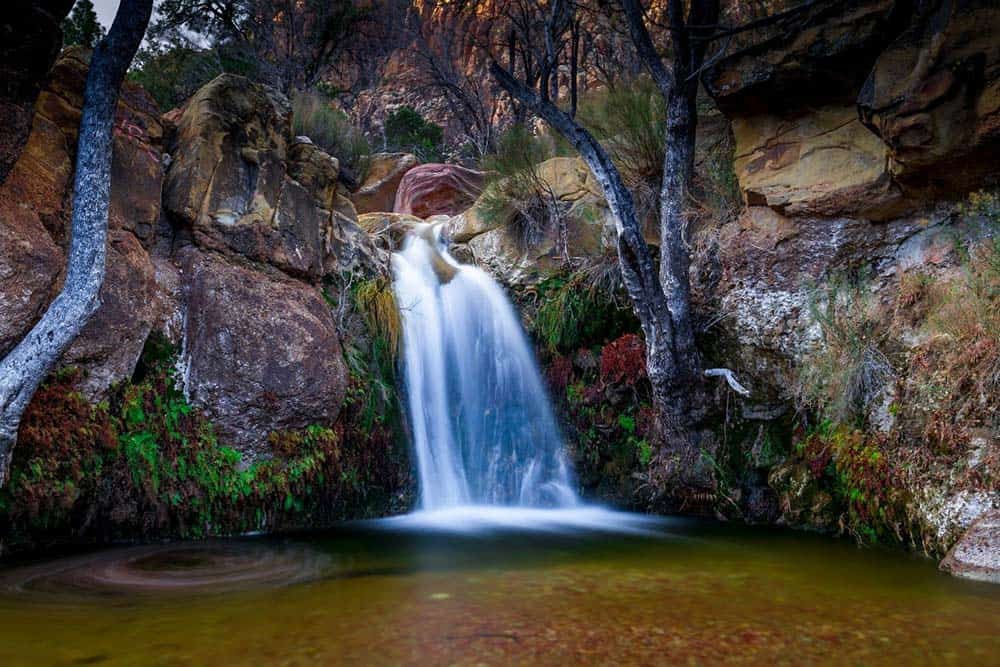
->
left=532, top=274, right=637, bottom=353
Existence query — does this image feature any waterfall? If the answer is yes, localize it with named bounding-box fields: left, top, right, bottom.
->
left=392, top=223, right=578, bottom=510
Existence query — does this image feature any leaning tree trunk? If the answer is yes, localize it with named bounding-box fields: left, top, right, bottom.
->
left=0, top=0, right=153, bottom=485
left=489, top=62, right=697, bottom=449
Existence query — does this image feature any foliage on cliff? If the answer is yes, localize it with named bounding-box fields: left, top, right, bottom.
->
left=293, top=91, right=371, bottom=181
left=777, top=210, right=1000, bottom=552
left=0, top=334, right=410, bottom=549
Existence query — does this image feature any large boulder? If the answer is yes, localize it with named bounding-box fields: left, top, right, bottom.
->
left=352, top=152, right=419, bottom=214
left=940, top=510, right=1000, bottom=583
left=393, top=163, right=484, bottom=219
left=178, top=250, right=348, bottom=459
left=164, top=74, right=351, bottom=281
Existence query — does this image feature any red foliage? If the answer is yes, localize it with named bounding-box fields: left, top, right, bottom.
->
left=545, top=355, right=575, bottom=392
left=636, top=405, right=657, bottom=438
left=599, top=334, right=647, bottom=387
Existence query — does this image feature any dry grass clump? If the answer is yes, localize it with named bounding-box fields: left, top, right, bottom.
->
left=292, top=91, right=371, bottom=180
left=479, top=124, right=566, bottom=251
left=910, top=237, right=1000, bottom=439
left=350, top=278, right=401, bottom=359
left=798, top=277, right=896, bottom=425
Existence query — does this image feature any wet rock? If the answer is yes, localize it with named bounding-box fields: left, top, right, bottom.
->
left=393, top=163, right=484, bottom=219
left=358, top=211, right=425, bottom=252
left=178, top=249, right=348, bottom=459
left=352, top=152, right=418, bottom=214
left=323, top=210, right=389, bottom=279
left=940, top=511, right=1000, bottom=584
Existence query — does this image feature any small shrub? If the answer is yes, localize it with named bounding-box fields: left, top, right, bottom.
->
left=384, top=106, right=444, bottom=162
left=600, top=334, right=647, bottom=387
left=545, top=355, right=575, bottom=393
left=695, top=128, right=742, bottom=223
left=533, top=274, right=638, bottom=353
left=292, top=91, right=371, bottom=180
left=912, top=236, right=1000, bottom=432
left=479, top=124, right=563, bottom=249
left=576, top=79, right=664, bottom=185
left=960, top=189, right=1000, bottom=225
left=350, top=278, right=401, bottom=360
left=130, top=47, right=223, bottom=110
left=798, top=275, right=896, bottom=425
left=794, top=422, right=912, bottom=545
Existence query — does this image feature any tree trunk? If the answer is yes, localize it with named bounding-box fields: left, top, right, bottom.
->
left=0, top=0, right=153, bottom=485
left=489, top=61, right=697, bottom=451
left=658, top=85, right=700, bottom=386
left=619, top=0, right=720, bottom=412
left=570, top=19, right=580, bottom=118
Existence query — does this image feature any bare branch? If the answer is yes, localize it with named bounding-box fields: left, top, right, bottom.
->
left=704, top=368, right=751, bottom=397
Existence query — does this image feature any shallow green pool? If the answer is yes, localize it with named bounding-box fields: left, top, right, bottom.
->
left=0, top=510, right=997, bottom=665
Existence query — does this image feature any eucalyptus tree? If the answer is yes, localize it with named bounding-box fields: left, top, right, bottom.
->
left=0, top=0, right=154, bottom=485
left=62, top=0, right=107, bottom=48
left=149, top=0, right=370, bottom=95
left=486, top=0, right=762, bottom=477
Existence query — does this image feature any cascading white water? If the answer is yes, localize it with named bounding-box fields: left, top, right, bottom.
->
left=392, top=223, right=578, bottom=510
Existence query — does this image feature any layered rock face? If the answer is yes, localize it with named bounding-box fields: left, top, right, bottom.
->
left=706, top=0, right=1000, bottom=218
left=0, top=54, right=382, bottom=460
left=393, top=163, right=483, bottom=218
left=442, top=0, right=998, bottom=572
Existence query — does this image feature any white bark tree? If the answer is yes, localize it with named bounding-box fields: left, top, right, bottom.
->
left=488, top=0, right=747, bottom=482
left=0, top=0, right=154, bottom=485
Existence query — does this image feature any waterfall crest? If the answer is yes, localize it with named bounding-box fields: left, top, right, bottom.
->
left=392, top=223, right=577, bottom=510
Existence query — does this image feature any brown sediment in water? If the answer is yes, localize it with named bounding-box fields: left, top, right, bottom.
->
left=0, top=541, right=328, bottom=599
left=0, top=524, right=997, bottom=665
